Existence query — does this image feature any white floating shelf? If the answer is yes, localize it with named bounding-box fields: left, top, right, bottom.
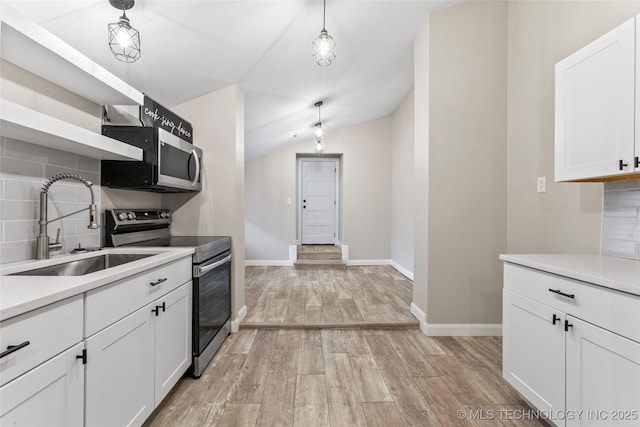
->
left=0, top=100, right=143, bottom=161
left=0, top=5, right=144, bottom=106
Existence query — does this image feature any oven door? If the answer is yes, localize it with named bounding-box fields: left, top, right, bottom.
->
left=193, top=251, right=231, bottom=358
left=157, top=128, right=202, bottom=192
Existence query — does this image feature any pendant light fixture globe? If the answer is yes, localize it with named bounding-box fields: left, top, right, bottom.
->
left=108, top=0, right=141, bottom=63
left=312, top=0, right=336, bottom=66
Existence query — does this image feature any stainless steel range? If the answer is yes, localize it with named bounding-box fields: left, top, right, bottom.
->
left=104, top=209, right=231, bottom=378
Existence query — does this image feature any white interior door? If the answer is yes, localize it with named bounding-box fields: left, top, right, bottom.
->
left=301, top=159, right=336, bottom=244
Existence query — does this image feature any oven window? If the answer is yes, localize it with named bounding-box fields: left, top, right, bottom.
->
left=159, top=143, right=200, bottom=182
left=195, top=256, right=231, bottom=354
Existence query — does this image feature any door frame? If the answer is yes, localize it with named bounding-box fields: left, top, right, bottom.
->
left=297, top=156, right=341, bottom=245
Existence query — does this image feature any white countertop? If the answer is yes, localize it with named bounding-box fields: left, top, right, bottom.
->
left=0, top=247, right=194, bottom=321
left=500, top=254, right=640, bottom=297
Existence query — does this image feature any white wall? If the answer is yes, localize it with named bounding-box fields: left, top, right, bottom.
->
left=506, top=0, right=640, bottom=255
left=167, top=85, right=246, bottom=328
left=245, top=115, right=393, bottom=262
left=390, top=91, right=415, bottom=277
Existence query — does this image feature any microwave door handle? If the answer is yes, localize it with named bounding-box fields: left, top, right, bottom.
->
left=191, top=150, right=201, bottom=187
left=197, top=254, right=232, bottom=275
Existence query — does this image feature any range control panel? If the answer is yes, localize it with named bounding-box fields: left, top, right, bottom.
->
left=107, top=209, right=172, bottom=227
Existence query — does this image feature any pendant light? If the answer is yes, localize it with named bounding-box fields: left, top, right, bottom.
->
left=314, top=101, right=325, bottom=153
left=312, top=0, right=336, bottom=66
left=108, top=0, right=141, bottom=63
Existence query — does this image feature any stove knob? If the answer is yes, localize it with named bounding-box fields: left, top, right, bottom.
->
left=117, top=212, right=127, bottom=221
left=160, top=212, right=167, bottom=218
left=166, top=211, right=172, bottom=218
left=127, top=212, right=135, bottom=220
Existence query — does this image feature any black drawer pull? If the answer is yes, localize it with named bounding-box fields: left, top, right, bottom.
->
left=150, top=278, right=168, bottom=287
left=552, top=314, right=560, bottom=325
left=620, top=160, right=628, bottom=170
left=160, top=302, right=166, bottom=313
left=0, top=341, right=31, bottom=358
left=548, top=288, right=575, bottom=299
left=565, top=320, right=573, bottom=332
left=152, top=306, right=160, bottom=316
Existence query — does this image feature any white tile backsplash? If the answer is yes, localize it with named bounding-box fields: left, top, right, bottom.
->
left=602, top=182, right=640, bottom=260
left=0, top=137, right=101, bottom=264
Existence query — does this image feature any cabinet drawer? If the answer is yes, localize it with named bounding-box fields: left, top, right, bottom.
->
left=0, top=295, right=83, bottom=386
left=504, top=263, right=640, bottom=343
left=85, top=257, right=191, bottom=337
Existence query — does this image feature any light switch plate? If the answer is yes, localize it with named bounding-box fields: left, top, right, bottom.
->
left=537, top=177, right=546, bottom=193
left=286, top=197, right=292, bottom=205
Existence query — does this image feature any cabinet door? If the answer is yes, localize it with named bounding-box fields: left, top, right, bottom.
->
left=0, top=342, right=84, bottom=426
left=566, top=316, right=640, bottom=426
left=503, top=290, right=566, bottom=421
left=555, top=18, right=635, bottom=181
left=154, top=282, right=192, bottom=404
left=85, top=305, right=155, bottom=427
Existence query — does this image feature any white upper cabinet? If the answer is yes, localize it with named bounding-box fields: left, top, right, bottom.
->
left=555, top=17, right=636, bottom=182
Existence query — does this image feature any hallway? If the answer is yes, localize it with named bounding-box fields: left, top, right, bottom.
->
left=243, top=265, right=418, bottom=328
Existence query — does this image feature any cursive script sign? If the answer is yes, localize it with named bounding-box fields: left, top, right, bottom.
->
left=140, top=96, right=193, bottom=143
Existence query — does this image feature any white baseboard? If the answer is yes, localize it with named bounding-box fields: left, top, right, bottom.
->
left=341, top=244, right=349, bottom=262
left=245, top=260, right=293, bottom=267
left=410, top=303, right=428, bottom=335
left=289, top=245, right=297, bottom=263
left=231, top=305, right=247, bottom=333
left=424, top=323, right=502, bottom=336
left=347, top=259, right=392, bottom=266
left=391, top=261, right=414, bottom=280
left=410, top=303, right=502, bottom=336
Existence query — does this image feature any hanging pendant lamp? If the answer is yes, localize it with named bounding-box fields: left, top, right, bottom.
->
left=108, top=0, right=141, bottom=63
left=312, top=0, right=336, bottom=66
left=314, top=101, right=325, bottom=153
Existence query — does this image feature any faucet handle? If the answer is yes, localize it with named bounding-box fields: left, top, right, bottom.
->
left=49, top=228, right=62, bottom=252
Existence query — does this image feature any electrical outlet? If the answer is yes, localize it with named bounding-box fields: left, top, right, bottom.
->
left=537, top=177, right=546, bottom=193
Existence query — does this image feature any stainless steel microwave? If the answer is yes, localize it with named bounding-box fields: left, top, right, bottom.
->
left=101, top=126, right=202, bottom=193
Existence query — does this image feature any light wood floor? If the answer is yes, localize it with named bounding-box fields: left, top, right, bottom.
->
left=145, top=329, right=545, bottom=427
left=243, top=265, right=419, bottom=328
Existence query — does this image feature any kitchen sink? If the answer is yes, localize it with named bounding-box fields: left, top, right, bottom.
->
left=11, top=253, right=153, bottom=276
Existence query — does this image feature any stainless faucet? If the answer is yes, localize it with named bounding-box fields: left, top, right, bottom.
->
left=36, top=173, right=100, bottom=260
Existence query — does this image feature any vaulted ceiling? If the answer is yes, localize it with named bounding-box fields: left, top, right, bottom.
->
left=6, top=1, right=454, bottom=160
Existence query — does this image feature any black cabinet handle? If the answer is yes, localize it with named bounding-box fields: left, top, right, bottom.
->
left=76, top=349, right=87, bottom=365
left=152, top=306, right=160, bottom=316
left=552, top=314, right=560, bottom=325
left=548, top=288, right=575, bottom=299
left=564, top=320, right=573, bottom=332
left=636, top=157, right=639, bottom=169
left=0, top=341, right=30, bottom=358
left=150, top=278, right=168, bottom=287
left=303, top=206, right=306, bottom=209
left=160, top=302, right=166, bottom=313
left=620, top=160, right=628, bottom=170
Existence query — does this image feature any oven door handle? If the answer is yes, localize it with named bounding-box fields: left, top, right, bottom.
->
left=190, top=150, right=201, bottom=187
left=196, top=254, right=231, bottom=276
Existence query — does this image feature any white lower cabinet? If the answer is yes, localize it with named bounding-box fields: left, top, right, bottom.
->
left=566, top=316, right=640, bottom=427
left=503, top=289, right=565, bottom=414
left=85, top=304, right=155, bottom=427
left=85, top=282, right=192, bottom=427
left=503, top=263, right=640, bottom=427
left=0, top=342, right=85, bottom=426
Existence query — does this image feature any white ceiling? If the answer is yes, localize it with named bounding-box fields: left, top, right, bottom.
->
left=6, top=0, right=453, bottom=160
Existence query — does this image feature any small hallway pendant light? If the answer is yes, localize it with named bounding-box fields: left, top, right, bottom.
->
left=108, top=0, right=141, bottom=63
left=312, top=0, right=336, bottom=66
left=314, top=101, right=325, bottom=153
